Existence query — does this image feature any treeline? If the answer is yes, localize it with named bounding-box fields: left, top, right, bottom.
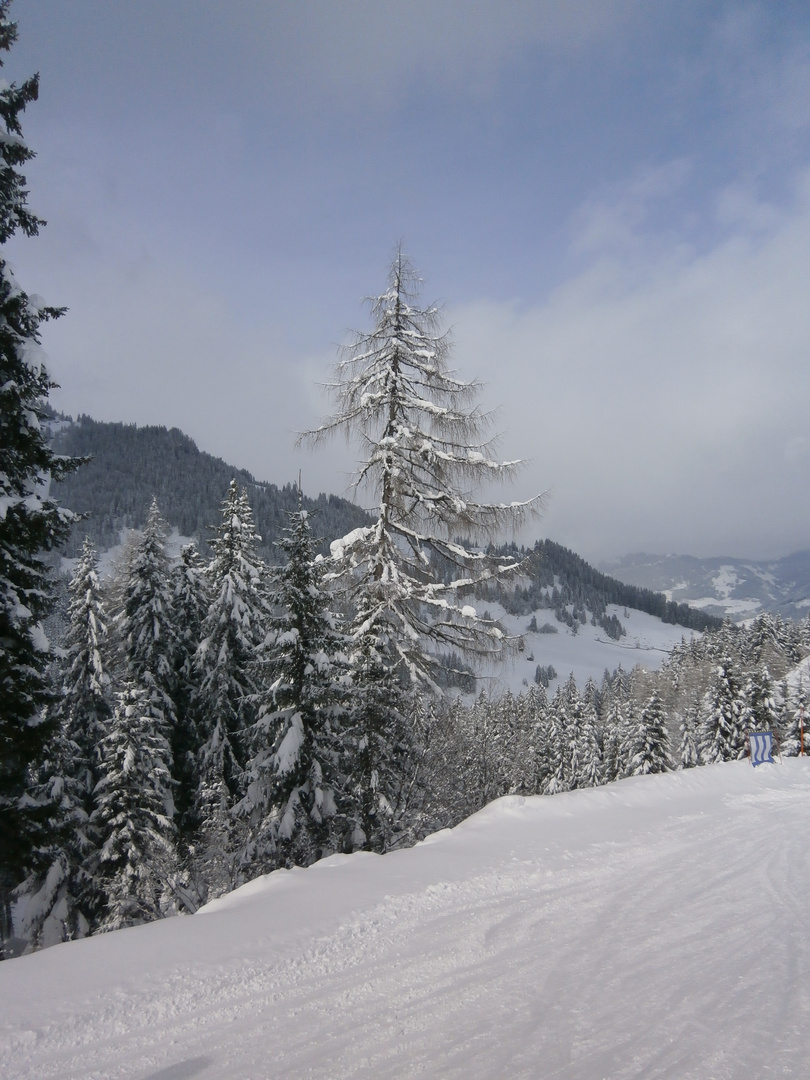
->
left=422, top=610, right=810, bottom=831
left=14, top=484, right=390, bottom=951
left=49, top=415, right=371, bottom=560
left=482, top=539, right=722, bottom=636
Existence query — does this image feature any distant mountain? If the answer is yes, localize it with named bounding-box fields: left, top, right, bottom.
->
left=485, top=540, right=722, bottom=635
left=49, top=415, right=371, bottom=561
left=600, top=551, right=810, bottom=622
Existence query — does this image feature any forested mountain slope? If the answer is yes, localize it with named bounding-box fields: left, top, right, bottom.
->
left=50, top=415, right=371, bottom=560
left=483, top=539, right=722, bottom=636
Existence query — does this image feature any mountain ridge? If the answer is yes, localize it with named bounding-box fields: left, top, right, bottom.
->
left=49, top=414, right=371, bottom=562
left=601, top=550, right=810, bottom=621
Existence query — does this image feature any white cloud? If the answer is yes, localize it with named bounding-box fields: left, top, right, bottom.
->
left=31, top=240, right=341, bottom=494
left=448, top=167, right=810, bottom=560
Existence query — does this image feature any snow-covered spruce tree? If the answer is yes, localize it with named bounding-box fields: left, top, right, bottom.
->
left=678, top=705, right=700, bottom=769
left=625, top=690, right=672, bottom=776
left=782, top=679, right=809, bottom=757
left=560, top=673, right=601, bottom=789
left=60, top=538, right=113, bottom=790
left=458, top=691, right=502, bottom=812
left=542, top=686, right=570, bottom=795
left=169, top=541, right=211, bottom=834
left=416, top=694, right=472, bottom=830
left=615, top=699, right=639, bottom=779
left=521, top=684, right=549, bottom=793
left=193, top=482, right=267, bottom=895
left=303, top=250, right=541, bottom=847
left=243, top=499, right=349, bottom=870
left=18, top=539, right=113, bottom=942
left=501, top=688, right=543, bottom=795
left=742, top=665, right=781, bottom=738
left=117, top=498, right=178, bottom=725
left=699, top=656, right=747, bottom=764
left=341, top=632, right=417, bottom=851
left=92, top=683, right=177, bottom=932
left=600, top=708, right=621, bottom=783
left=491, top=689, right=520, bottom=793
left=574, top=696, right=603, bottom=788
left=0, top=6, right=81, bottom=951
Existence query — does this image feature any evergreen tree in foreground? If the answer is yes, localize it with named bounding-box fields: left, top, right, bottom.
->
left=0, top=4, right=81, bottom=951
left=93, top=683, right=177, bottom=932
left=193, top=482, right=267, bottom=895
left=700, top=657, right=747, bottom=764
left=244, top=499, right=348, bottom=869
left=16, top=539, right=113, bottom=944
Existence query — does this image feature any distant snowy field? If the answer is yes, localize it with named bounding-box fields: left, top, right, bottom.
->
left=482, top=602, right=698, bottom=696
left=3, top=759, right=810, bottom=1079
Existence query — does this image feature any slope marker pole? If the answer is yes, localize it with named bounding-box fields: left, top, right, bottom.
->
left=800, top=704, right=805, bottom=757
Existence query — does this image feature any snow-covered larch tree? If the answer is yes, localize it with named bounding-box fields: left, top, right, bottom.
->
left=0, top=5, right=81, bottom=950
left=304, top=250, right=543, bottom=691
left=302, top=250, right=543, bottom=847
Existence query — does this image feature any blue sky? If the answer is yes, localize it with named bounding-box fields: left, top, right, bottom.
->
left=6, top=0, right=810, bottom=561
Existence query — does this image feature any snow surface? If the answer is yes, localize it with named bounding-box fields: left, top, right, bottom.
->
left=4, top=760, right=810, bottom=1079
left=711, top=565, right=740, bottom=599
left=688, top=595, right=763, bottom=616
left=481, top=602, right=698, bottom=696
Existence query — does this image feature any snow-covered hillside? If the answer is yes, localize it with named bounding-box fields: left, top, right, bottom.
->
left=483, top=601, right=698, bottom=696
left=3, top=759, right=809, bottom=1079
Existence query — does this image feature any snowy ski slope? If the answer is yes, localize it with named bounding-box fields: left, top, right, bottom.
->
left=3, top=759, right=810, bottom=1079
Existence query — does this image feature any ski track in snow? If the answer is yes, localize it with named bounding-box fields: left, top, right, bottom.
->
left=3, top=763, right=810, bottom=1079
